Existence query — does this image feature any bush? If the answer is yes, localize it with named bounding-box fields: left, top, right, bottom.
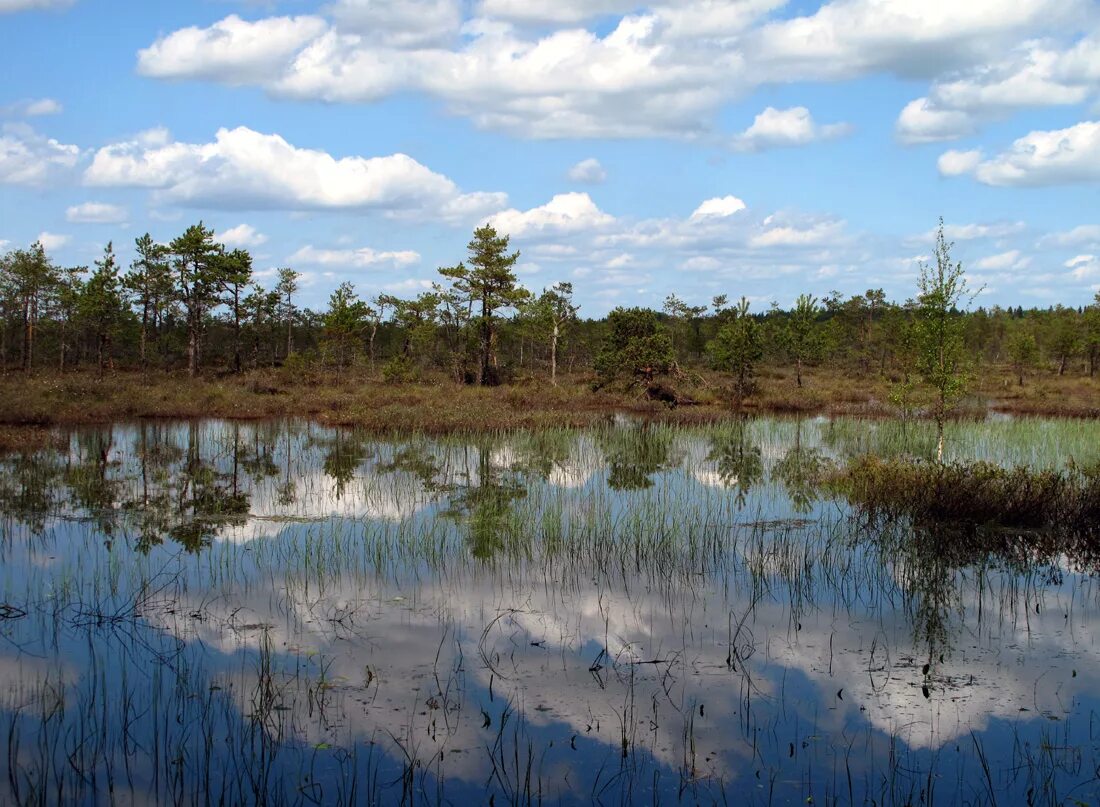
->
left=382, top=355, right=416, bottom=384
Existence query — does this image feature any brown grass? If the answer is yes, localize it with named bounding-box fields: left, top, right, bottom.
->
left=0, top=364, right=1095, bottom=451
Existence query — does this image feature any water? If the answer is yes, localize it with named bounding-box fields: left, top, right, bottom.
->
left=1, top=416, right=1099, bottom=805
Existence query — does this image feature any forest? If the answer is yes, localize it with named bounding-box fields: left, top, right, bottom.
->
left=1, top=220, right=1097, bottom=415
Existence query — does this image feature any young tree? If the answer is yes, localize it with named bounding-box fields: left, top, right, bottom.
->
left=663, top=293, right=708, bottom=358
left=439, top=226, right=529, bottom=386
left=916, top=220, right=977, bottom=461
left=525, top=282, right=579, bottom=385
left=242, top=284, right=281, bottom=368
left=321, top=282, right=367, bottom=367
left=275, top=268, right=299, bottom=360
left=1006, top=328, right=1038, bottom=387
left=1085, top=293, right=1100, bottom=377
left=594, top=307, right=675, bottom=384
left=217, top=249, right=253, bottom=373
left=785, top=293, right=822, bottom=388
left=708, top=297, right=763, bottom=406
left=381, top=290, right=441, bottom=367
left=1049, top=307, right=1081, bottom=376
left=1, top=242, right=60, bottom=372
left=168, top=223, right=225, bottom=377
left=79, top=242, right=127, bottom=371
left=125, top=234, right=173, bottom=371
left=55, top=264, right=85, bottom=372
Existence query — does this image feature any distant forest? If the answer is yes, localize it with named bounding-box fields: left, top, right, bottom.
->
left=1, top=221, right=1096, bottom=391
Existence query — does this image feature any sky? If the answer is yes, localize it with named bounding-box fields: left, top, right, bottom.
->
left=1, top=0, right=1100, bottom=314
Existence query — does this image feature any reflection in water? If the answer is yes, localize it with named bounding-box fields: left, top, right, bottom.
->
left=1, top=417, right=1100, bottom=804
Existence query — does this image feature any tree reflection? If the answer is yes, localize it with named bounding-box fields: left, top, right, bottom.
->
left=706, top=419, right=763, bottom=508
left=771, top=420, right=830, bottom=513
left=598, top=425, right=676, bottom=491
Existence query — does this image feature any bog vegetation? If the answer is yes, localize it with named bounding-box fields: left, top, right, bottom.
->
left=2, top=219, right=1099, bottom=424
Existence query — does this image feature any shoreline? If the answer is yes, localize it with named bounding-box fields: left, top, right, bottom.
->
left=1, top=368, right=1097, bottom=453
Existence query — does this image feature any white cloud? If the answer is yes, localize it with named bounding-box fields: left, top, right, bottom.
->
left=910, top=221, right=1026, bottom=243
left=1066, top=254, right=1100, bottom=280
left=974, top=249, right=1031, bottom=271
left=679, top=255, right=722, bottom=271
left=487, top=192, right=615, bottom=238
left=960, top=120, right=1100, bottom=186
left=2, top=97, right=63, bottom=117
left=751, top=0, right=1087, bottom=82
left=0, top=123, right=80, bottom=186
left=327, top=0, right=461, bottom=46
left=84, top=126, right=505, bottom=218
left=689, top=195, right=746, bottom=221
left=730, top=106, right=850, bottom=151
left=749, top=219, right=845, bottom=248
left=895, top=97, right=975, bottom=144
left=216, top=223, right=268, bottom=248
left=65, top=202, right=128, bottom=224
left=133, top=1, right=1096, bottom=141
left=35, top=231, right=69, bottom=251
left=897, top=36, right=1100, bottom=143
left=289, top=244, right=420, bottom=268
left=937, top=148, right=983, bottom=176
left=23, top=97, right=62, bottom=116
left=1040, top=224, right=1100, bottom=247
left=567, top=158, right=606, bottom=184
left=477, top=0, right=639, bottom=25
left=0, top=0, right=73, bottom=11
left=137, top=14, right=328, bottom=83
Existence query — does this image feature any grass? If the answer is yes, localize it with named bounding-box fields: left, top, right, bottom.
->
left=0, top=363, right=1097, bottom=450
left=830, top=454, right=1100, bottom=540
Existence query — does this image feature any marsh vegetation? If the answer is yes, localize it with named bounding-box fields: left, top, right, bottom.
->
left=2, top=416, right=1100, bottom=804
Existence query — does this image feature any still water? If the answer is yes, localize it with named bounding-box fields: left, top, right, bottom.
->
left=1, top=417, right=1099, bottom=805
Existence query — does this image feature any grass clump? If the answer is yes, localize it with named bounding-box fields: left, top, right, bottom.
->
left=832, top=455, right=1100, bottom=534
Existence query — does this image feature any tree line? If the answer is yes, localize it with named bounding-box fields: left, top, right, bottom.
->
left=2, top=220, right=1098, bottom=395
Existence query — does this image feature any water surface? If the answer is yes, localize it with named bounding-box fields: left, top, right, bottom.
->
left=1, top=416, right=1099, bottom=805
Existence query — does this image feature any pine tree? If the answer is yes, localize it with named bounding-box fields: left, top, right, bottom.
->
left=439, top=226, right=529, bottom=386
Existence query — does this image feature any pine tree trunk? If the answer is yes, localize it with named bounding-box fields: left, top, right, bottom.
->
left=550, top=324, right=559, bottom=386
left=22, top=296, right=32, bottom=372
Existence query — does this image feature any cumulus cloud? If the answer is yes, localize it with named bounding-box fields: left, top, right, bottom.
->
left=327, top=0, right=461, bottom=46
left=974, top=249, right=1031, bottom=271
left=690, top=195, right=746, bottom=220
left=133, top=1, right=1093, bottom=140
left=0, top=123, right=80, bottom=186
left=35, top=231, right=69, bottom=250
left=486, top=192, right=615, bottom=238
left=216, top=223, right=268, bottom=248
left=730, top=106, right=851, bottom=151
left=477, top=0, right=640, bottom=25
left=1040, top=224, right=1100, bottom=247
left=956, top=120, right=1100, bottom=186
left=84, top=126, right=505, bottom=218
left=937, top=148, right=983, bottom=177
left=65, top=201, right=128, bottom=224
left=137, top=14, right=328, bottom=83
left=288, top=244, right=420, bottom=267
left=897, top=35, right=1100, bottom=143
left=567, top=158, right=606, bottom=184
left=749, top=218, right=845, bottom=248
left=1066, top=254, right=1100, bottom=280
left=895, top=97, right=976, bottom=144
left=2, top=97, right=63, bottom=117
left=913, top=221, right=1027, bottom=243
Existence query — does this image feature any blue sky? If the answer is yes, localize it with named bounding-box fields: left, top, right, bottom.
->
left=2, top=0, right=1100, bottom=314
